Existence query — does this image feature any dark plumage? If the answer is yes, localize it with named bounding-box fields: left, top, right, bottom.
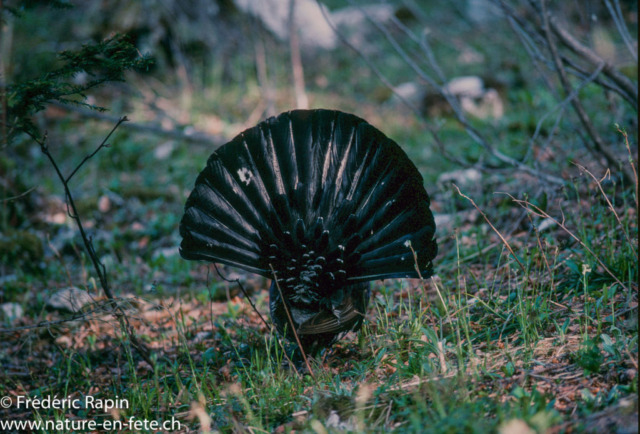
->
left=179, top=109, right=437, bottom=351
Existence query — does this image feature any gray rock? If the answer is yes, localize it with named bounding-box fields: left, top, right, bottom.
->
left=0, top=303, right=24, bottom=323
left=537, top=218, right=556, bottom=233
left=332, top=4, right=395, bottom=29
left=154, top=141, right=175, bottom=160
left=444, top=76, right=485, bottom=98
left=325, top=410, right=353, bottom=431
left=459, top=88, right=504, bottom=119
left=234, top=0, right=337, bottom=49
left=442, top=76, right=504, bottom=119
left=0, top=274, right=17, bottom=286
left=466, top=0, right=503, bottom=24
left=391, top=82, right=423, bottom=104
left=437, top=168, right=483, bottom=187
left=47, top=287, right=94, bottom=313
left=152, top=246, right=180, bottom=260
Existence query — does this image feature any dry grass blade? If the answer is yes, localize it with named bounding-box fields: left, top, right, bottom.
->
left=406, top=242, right=435, bottom=323
left=212, top=264, right=302, bottom=379
left=452, top=184, right=527, bottom=274
left=617, top=124, right=639, bottom=211
left=573, top=163, right=638, bottom=259
left=0, top=186, right=37, bottom=202
left=389, top=371, right=457, bottom=391
left=501, top=193, right=632, bottom=293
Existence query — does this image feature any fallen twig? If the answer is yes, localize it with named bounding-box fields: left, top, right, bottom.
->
left=48, top=101, right=224, bottom=147
left=0, top=305, right=108, bottom=334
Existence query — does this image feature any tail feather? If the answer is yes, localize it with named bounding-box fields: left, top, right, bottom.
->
left=180, top=225, right=264, bottom=273
left=197, top=155, right=263, bottom=229
left=186, top=184, right=260, bottom=240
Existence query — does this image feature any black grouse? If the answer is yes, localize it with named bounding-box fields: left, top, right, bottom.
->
left=179, top=109, right=437, bottom=351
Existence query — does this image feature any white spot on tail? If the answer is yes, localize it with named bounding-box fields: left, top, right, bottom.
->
left=404, top=240, right=412, bottom=248
left=237, top=168, right=252, bottom=185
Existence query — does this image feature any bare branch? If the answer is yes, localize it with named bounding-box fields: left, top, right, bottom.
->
left=495, top=0, right=637, bottom=109
left=66, top=116, right=127, bottom=183
left=604, top=0, right=637, bottom=62
left=253, top=25, right=276, bottom=117
left=541, top=1, right=638, bottom=101
left=323, top=1, right=566, bottom=185
left=0, top=305, right=108, bottom=334
left=16, top=119, right=157, bottom=369
left=523, top=62, right=606, bottom=163
left=539, top=0, right=633, bottom=183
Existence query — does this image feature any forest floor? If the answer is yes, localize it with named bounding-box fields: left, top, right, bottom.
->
left=0, top=98, right=637, bottom=433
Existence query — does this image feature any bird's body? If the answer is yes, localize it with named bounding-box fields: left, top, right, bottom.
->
left=179, top=109, right=437, bottom=350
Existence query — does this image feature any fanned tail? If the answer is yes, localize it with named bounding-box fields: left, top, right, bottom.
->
left=179, top=109, right=437, bottom=287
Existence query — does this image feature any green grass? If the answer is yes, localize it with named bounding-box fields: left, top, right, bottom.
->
left=1, top=155, right=637, bottom=432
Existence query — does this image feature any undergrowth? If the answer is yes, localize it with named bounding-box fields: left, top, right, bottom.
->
left=1, top=145, right=636, bottom=433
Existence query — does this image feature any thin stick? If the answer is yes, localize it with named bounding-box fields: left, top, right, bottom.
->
left=40, top=124, right=123, bottom=299
left=542, top=1, right=637, bottom=101
left=604, top=0, right=637, bottom=62
left=212, top=264, right=269, bottom=329
left=495, top=0, right=637, bottom=109
left=345, top=0, right=565, bottom=185
left=268, top=264, right=315, bottom=380
left=524, top=62, right=605, bottom=162
left=65, top=118, right=122, bottom=183
left=48, top=101, right=224, bottom=147
left=253, top=25, right=276, bottom=117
